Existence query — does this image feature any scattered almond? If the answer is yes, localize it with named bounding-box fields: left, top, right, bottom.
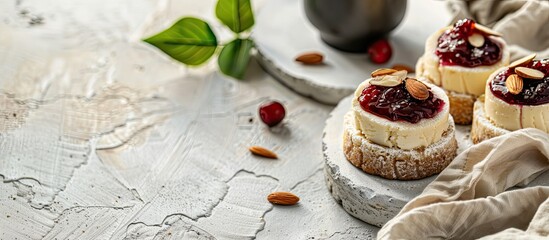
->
left=405, top=78, right=430, bottom=100
left=249, top=146, right=277, bottom=159
left=515, top=67, right=545, bottom=80
left=505, top=74, right=523, bottom=95
left=390, top=64, right=415, bottom=73
left=371, top=68, right=397, bottom=77
left=267, top=192, right=300, bottom=205
left=468, top=33, right=485, bottom=47
left=509, top=53, right=536, bottom=68
left=474, top=23, right=502, bottom=37
left=295, top=52, right=323, bottom=65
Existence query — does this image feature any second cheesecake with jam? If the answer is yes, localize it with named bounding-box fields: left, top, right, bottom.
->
left=472, top=54, right=549, bottom=143
left=343, top=68, right=457, bottom=180
left=416, top=19, right=510, bottom=124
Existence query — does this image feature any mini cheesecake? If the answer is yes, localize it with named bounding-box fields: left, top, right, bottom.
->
left=416, top=19, right=510, bottom=124
left=472, top=55, right=549, bottom=143
left=343, top=69, right=457, bottom=180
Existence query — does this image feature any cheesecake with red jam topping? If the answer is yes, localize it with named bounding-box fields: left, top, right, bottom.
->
left=343, top=69, right=457, bottom=180
left=416, top=19, right=510, bottom=124
left=472, top=54, right=549, bottom=143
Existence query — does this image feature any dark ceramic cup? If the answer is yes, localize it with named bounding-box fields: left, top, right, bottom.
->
left=304, top=0, right=407, bottom=52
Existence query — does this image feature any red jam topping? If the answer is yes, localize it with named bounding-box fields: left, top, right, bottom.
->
left=490, top=59, right=549, bottom=105
left=358, top=83, right=445, bottom=123
left=436, top=19, right=503, bottom=67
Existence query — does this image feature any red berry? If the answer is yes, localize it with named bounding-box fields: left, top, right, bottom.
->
left=259, top=101, right=286, bottom=127
left=368, top=39, right=392, bottom=64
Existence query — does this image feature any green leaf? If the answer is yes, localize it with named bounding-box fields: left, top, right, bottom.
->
left=143, top=17, right=217, bottom=66
left=215, top=0, right=254, bottom=33
left=218, top=38, right=254, bottom=79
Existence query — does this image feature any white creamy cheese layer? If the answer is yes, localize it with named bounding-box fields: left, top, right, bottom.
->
left=417, top=27, right=510, bottom=96
left=352, top=79, right=450, bottom=150
left=484, top=69, right=549, bottom=132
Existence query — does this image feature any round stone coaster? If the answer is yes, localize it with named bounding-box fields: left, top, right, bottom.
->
left=323, top=96, right=473, bottom=227
left=253, top=0, right=451, bottom=104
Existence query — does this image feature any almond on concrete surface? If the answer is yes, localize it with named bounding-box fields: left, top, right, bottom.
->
left=515, top=67, right=544, bottom=80
left=267, top=191, right=300, bottom=205
left=295, top=52, right=323, bottom=65
left=509, top=53, right=536, bottom=69
left=506, top=74, right=523, bottom=95
left=249, top=146, right=278, bottom=159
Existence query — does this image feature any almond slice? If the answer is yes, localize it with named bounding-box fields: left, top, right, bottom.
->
left=267, top=192, right=300, bottom=205
left=509, top=53, right=537, bottom=69
left=371, top=68, right=398, bottom=77
left=370, top=70, right=408, bottom=87
left=391, top=70, right=408, bottom=81
left=515, top=67, right=545, bottom=80
left=468, top=33, right=485, bottom=47
left=474, top=23, right=502, bottom=37
left=369, top=75, right=403, bottom=87
left=390, top=64, right=415, bottom=73
left=405, top=78, right=430, bottom=100
left=295, top=52, right=323, bottom=65
left=249, top=146, right=278, bottom=159
left=505, top=74, right=523, bottom=95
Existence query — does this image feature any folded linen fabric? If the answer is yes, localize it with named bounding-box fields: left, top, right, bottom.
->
left=377, top=129, right=549, bottom=239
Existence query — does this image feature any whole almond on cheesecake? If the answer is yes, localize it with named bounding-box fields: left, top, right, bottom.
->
left=405, top=78, right=430, bottom=100
left=249, top=146, right=278, bottom=159
left=295, top=52, right=323, bottom=65
left=506, top=74, right=523, bottom=95
left=267, top=192, right=300, bottom=205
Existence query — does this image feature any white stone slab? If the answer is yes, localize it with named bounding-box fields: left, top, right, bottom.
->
left=253, top=0, right=451, bottom=104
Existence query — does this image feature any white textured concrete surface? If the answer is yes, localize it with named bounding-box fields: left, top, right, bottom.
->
left=0, top=0, right=381, bottom=239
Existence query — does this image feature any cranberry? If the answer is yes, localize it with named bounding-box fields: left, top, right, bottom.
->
left=490, top=59, right=549, bottom=105
left=359, top=83, right=445, bottom=123
left=259, top=101, right=286, bottom=127
left=368, top=39, right=392, bottom=64
left=436, top=19, right=503, bottom=67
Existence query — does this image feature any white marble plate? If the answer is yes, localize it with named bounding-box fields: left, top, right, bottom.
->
left=253, top=0, right=451, bottom=104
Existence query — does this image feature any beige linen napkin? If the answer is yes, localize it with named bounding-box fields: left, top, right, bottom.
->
left=448, top=0, right=549, bottom=60
left=377, top=128, right=549, bottom=239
